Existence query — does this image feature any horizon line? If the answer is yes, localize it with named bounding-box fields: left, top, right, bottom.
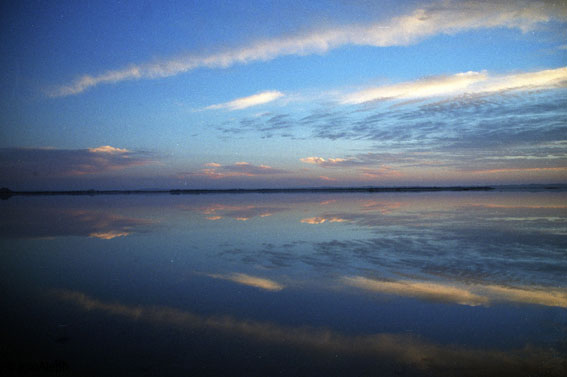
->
left=2, top=184, right=566, bottom=198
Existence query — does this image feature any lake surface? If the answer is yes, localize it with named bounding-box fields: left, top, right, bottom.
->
left=1, top=191, right=566, bottom=376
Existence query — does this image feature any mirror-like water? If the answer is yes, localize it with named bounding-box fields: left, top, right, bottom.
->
left=1, top=191, right=566, bottom=376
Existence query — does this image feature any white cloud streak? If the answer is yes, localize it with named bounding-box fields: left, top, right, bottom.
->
left=341, top=67, right=567, bottom=104
left=49, top=0, right=567, bottom=97
left=205, top=90, right=284, bottom=111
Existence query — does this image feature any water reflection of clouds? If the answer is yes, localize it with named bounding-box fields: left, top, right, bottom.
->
left=211, top=193, right=566, bottom=296
left=1, top=207, right=153, bottom=240
left=360, top=200, right=404, bottom=214
left=206, top=273, right=284, bottom=291
left=54, top=290, right=566, bottom=377
left=343, top=276, right=567, bottom=308
left=301, top=216, right=348, bottom=224
left=217, top=230, right=567, bottom=290
left=178, top=203, right=286, bottom=221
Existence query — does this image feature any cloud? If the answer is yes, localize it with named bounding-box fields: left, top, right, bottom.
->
left=301, top=216, right=348, bottom=224
left=0, top=146, right=153, bottom=181
left=298, top=156, right=405, bottom=181
left=207, top=273, right=284, bottom=291
left=88, top=145, right=130, bottom=154
left=300, top=156, right=365, bottom=168
left=205, top=91, right=284, bottom=111
left=204, top=162, right=221, bottom=167
left=178, top=162, right=288, bottom=180
left=341, top=67, right=567, bottom=104
left=49, top=0, right=567, bottom=96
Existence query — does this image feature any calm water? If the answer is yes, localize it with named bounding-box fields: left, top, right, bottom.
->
left=1, top=191, right=566, bottom=376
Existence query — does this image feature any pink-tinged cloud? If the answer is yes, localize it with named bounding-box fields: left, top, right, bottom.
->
left=319, top=176, right=337, bottom=182
left=206, top=216, right=223, bottom=221
left=300, top=156, right=363, bottom=168
left=178, top=162, right=289, bottom=180
left=88, top=145, right=130, bottom=154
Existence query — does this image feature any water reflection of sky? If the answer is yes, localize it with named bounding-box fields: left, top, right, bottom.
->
left=1, top=192, right=566, bottom=376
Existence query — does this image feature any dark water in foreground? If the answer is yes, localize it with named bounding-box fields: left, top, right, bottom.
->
left=1, top=191, right=566, bottom=376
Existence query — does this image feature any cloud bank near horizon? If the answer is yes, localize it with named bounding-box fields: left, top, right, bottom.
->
left=0, top=146, right=153, bottom=183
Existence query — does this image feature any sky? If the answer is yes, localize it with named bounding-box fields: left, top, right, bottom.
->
left=0, top=0, right=566, bottom=190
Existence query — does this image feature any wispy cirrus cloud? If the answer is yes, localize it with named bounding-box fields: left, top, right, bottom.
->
left=341, top=67, right=567, bottom=104
left=205, top=90, right=284, bottom=111
left=49, top=0, right=567, bottom=96
left=178, top=162, right=288, bottom=180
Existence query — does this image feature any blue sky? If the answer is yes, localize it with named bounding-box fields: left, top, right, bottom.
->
left=1, top=0, right=566, bottom=189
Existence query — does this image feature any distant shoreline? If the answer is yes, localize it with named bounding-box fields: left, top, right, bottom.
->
left=1, top=185, right=565, bottom=199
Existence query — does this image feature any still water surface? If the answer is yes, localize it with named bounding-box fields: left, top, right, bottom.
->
left=1, top=191, right=566, bottom=376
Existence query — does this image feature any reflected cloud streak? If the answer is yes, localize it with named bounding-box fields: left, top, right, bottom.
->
left=343, top=276, right=489, bottom=306
left=53, top=290, right=566, bottom=377
left=343, top=276, right=567, bottom=308
left=207, top=273, right=284, bottom=291
left=89, top=231, right=131, bottom=240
